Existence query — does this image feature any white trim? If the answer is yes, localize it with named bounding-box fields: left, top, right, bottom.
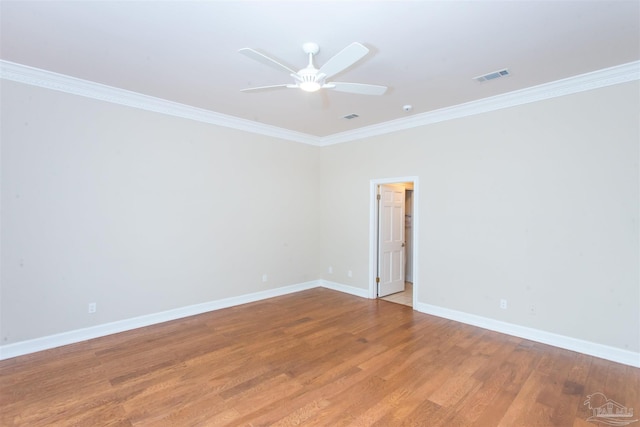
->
left=0, top=60, right=319, bottom=146
left=1, top=280, right=637, bottom=368
left=319, top=280, right=370, bottom=299
left=318, top=60, right=640, bottom=146
left=369, top=177, right=419, bottom=303
left=2, top=60, right=638, bottom=146
left=0, top=280, right=319, bottom=361
left=415, top=302, right=640, bottom=368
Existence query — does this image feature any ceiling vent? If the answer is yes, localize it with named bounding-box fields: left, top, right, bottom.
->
left=343, top=113, right=359, bottom=120
left=473, top=68, right=510, bottom=83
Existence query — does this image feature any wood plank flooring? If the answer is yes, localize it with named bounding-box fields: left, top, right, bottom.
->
left=1, top=288, right=638, bottom=426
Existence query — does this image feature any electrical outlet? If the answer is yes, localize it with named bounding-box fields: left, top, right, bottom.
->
left=88, top=303, right=96, bottom=314
left=262, top=274, right=268, bottom=283
left=328, top=266, right=333, bottom=274
left=348, top=270, right=353, bottom=278
left=529, top=304, right=536, bottom=315
left=500, top=299, right=507, bottom=310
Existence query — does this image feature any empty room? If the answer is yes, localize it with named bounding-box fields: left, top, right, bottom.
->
left=1, top=1, right=638, bottom=426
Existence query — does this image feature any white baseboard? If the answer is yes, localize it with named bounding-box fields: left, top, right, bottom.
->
left=319, top=279, right=370, bottom=299
left=0, top=280, right=319, bottom=361
left=415, top=302, right=640, bottom=368
left=3, top=282, right=637, bottom=369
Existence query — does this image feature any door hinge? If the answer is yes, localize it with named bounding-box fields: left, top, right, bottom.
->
left=376, top=277, right=380, bottom=283
left=377, top=194, right=381, bottom=201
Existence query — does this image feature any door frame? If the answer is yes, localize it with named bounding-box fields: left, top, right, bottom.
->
left=369, top=176, right=419, bottom=307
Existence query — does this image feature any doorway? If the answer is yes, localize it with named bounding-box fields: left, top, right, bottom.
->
left=369, top=177, right=418, bottom=308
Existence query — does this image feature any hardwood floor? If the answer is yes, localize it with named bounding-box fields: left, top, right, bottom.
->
left=1, top=288, right=638, bottom=426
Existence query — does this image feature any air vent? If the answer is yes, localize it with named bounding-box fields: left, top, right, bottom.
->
left=343, top=113, right=359, bottom=120
left=473, top=68, right=510, bottom=83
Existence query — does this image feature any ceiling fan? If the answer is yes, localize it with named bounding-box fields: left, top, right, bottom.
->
left=238, top=42, right=387, bottom=96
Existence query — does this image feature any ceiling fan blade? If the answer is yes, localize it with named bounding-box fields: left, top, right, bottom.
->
left=329, top=82, right=388, bottom=95
left=318, top=42, right=369, bottom=79
left=238, top=48, right=297, bottom=75
left=240, top=84, right=292, bottom=93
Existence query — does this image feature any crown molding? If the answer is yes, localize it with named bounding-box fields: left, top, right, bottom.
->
left=0, top=60, right=320, bottom=146
left=318, top=60, right=640, bottom=146
left=2, top=60, right=638, bottom=146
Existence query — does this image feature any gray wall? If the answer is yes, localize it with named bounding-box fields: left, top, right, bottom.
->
left=319, top=81, right=639, bottom=353
left=1, top=81, right=321, bottom=344
left=2, top=78, right=638, bottom=356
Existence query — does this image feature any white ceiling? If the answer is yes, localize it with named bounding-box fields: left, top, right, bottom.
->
left=1, top=1, right=639, bottom=138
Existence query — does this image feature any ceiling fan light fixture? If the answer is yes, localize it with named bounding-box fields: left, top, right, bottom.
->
left=300, top=81, right=321, bottom=92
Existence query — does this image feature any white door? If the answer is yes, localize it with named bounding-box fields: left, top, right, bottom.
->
left=378, top=184, right=406, bottom=297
